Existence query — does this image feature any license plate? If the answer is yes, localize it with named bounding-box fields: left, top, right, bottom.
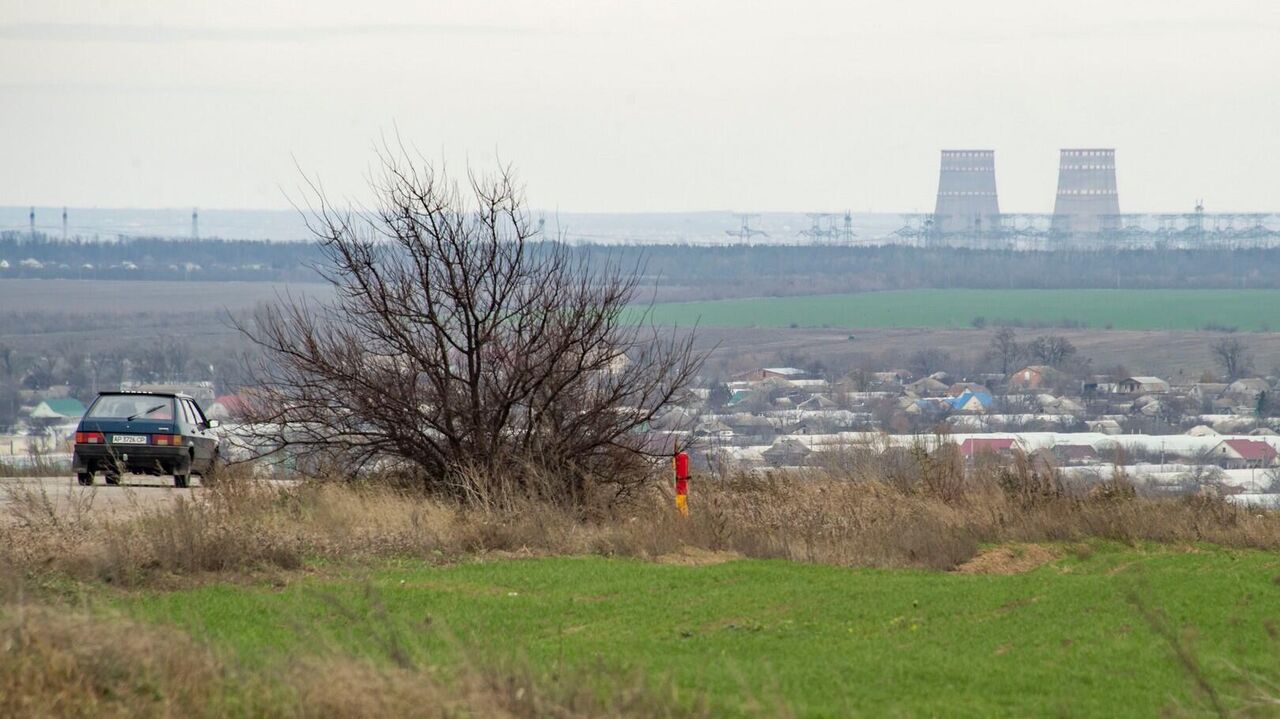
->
left=111, top=435, right=147, bottom=445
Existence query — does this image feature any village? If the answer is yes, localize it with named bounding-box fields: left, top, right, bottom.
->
left=5, top=346, right=1280, bottom=504
left=653, top=359, right=1280, bottom=503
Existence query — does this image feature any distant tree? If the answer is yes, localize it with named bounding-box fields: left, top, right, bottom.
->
left=707, top=382, right=732, bottom=408
left=236, top=152, right=703, bottom=504
left=1210, top=337, right=1253, bottom=381
left=987, top=327, right=1022, bottom=375
left=1027, top=335, right=1076, bottom=368
left=907, top=348, right=950, bottom=377
left=0, top=345, right=14, bottom=381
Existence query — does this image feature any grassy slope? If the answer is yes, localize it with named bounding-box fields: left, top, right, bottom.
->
left=639, top=289, right=1280, bottom=331
left=126, top=544, right=1279, bottom=718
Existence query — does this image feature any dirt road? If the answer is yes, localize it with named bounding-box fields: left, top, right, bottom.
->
left=0, top=475, right=211, bottom=521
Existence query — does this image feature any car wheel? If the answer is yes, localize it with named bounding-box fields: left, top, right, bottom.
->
left=202, top=450, right=223, bottom=487
left=76, top=472, right=93, bottom=486
left=174, top=473, right=190, bottom=489
left=104, top=474, right=121, bottom=486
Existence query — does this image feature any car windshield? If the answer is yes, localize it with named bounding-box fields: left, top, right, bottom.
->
left=86, top=395, right=175, bottom=421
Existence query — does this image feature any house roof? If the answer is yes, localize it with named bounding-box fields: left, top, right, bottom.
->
left=1123, top=376, right=1168, bottom=385
left=762, top=367, right=805, bottom=376
left=950, top=390, right=993, bottom=410
left=1220, top=439, right=1278, bottom=461
left=33, top=398, right=86, bottom=417
left=959, top=437, right=1016, bottom=456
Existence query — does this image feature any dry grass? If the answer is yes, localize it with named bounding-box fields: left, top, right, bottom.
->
left=3, top=447, right=1280, bottom=589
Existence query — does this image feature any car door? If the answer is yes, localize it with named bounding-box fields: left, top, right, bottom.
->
left=182, top=399, right=217, bottom=470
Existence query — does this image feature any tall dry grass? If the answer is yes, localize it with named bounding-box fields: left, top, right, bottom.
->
left=2, top=446, right=1280, bottom=587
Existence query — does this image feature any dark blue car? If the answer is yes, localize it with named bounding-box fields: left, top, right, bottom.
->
left=72, top=391, right=222, bottom=488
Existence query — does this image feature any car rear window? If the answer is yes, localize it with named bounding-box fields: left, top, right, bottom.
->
left=87, top=395, right=176, bottom=420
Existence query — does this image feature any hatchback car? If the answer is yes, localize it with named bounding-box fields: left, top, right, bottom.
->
left=72, top=391, right=222, bottom=487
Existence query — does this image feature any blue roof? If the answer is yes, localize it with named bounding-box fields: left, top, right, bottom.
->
left=950, top=390, right=993, bottom=410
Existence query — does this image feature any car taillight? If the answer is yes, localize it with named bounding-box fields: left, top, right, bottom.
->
left=151, top=434, right=182, bottom=446
left=75, top=432, right=105, bottom=444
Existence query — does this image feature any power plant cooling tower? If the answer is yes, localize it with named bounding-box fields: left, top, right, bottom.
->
left=1051, top=148, right=1120, bottom=234
left=933, top=150, right=1000, bottom=236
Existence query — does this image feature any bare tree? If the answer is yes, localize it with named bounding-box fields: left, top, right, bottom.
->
left=987, top=327, right=1021, bottom=375
left=1210, top=337, right=1253, bottom=381
left=237, top=151, right=703, bottom=504
left=1026, top=335, right=1076, bottom=368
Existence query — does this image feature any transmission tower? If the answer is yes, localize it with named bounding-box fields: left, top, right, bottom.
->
left=725, top=213, right=767, bottom=242
left=28, top=206, right=35, bottom=240
left=191, top=208, right=199, bottom=240
left=62, top=207, right=68, bottom=240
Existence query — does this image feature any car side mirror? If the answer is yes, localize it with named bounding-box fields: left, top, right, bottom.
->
left=207, top=419, right=221, bottom=429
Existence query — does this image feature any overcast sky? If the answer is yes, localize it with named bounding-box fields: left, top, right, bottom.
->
left=2, top=0, right=1278, bottom=213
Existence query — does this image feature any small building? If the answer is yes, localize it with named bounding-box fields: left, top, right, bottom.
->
left=948, top=382, right=991, bottom=398
left=959, top=437, right=1018, bottom=458
left=1209, top=439, right=1278, bottom=469
left=29, top=398, right=86, bottom=420
left=796, top=394, right=837, bottom=411
left=1118, top=376, right=1171, bottom=394
left=949, top=390, right=994, bottom=413
left=732, top=367, right=808, bottom=383
left=761, top=438, right=812, bottom=466
left=1053, top=443, right=1099, bottom=465
left=1225, top=378, right=1271, bottom=400
left=206, top=394, right=251, bottom=421
left=904, top=377, right=949, bottom=397
left=1007, top=365, right=1058, bottom=390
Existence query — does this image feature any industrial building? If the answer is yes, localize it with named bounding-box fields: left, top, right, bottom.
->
left=1051, top=148, right=1120, bottom=235
left=932, top=150, right=1000, bottom=237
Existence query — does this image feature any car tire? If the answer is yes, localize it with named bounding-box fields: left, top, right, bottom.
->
left=76, top=472, right=93, bottom=486
left=174, top=473, right=190, bottom=489
left=104, top=474, right=121, bottom=486
left=202, top=450, right=223, bottom=487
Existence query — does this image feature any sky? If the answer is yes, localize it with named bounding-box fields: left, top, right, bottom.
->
left=2, top=0, right=1279, bottom=214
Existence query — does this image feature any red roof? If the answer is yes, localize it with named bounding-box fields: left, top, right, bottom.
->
left=212, top=394, right=250, bottom=414
left=960, top=437, right=1016, bottom=457
left=1222, top=439, right=1278, bottom=461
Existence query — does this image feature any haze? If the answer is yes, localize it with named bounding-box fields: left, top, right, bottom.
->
left=2, top=0, right=1278, bottom=213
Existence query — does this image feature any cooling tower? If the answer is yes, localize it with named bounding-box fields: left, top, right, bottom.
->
left=1051, top=148, right=1120, bottom=234
left=933, top=150, right=1000, bottom=236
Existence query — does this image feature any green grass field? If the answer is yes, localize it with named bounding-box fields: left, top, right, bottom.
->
left=125, top=544, right=1280, bottom=717
left=640, top=289, right=1280, bottom=331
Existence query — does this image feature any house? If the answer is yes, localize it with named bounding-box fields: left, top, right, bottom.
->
left=1189, top=383, right=1228, bottom=404
left=29, top=398, right=86, bottom=420
left=796, top=394, right=837, bottom=411
left=732, top=367, right=808, bottom=383
left=948, top=382, right=991, bottom=398
left=949, top=390, right=994, bottom=413
left=1118, top=376, right=1171, bottom=394
left=1225, top=378, right=1271, bottom=401
left=761, top=438, right=812, bottom=466
left=1007, top=365, right=1057, bottom=390
left=692, top=420, right=734, bottom=441
left=1052, top=443, right=1099, bottom=465
left=904, top=377, right=949, bottom=397
left=1086, top=419, right=1123, bottom=435
left=206, top=394, right=251, bottom=421
left=1186, top=425, right=1219, bottom=437
left=1209, top=439, right=1278, bottom=469
left=958, top=437, right=1018, bottom=458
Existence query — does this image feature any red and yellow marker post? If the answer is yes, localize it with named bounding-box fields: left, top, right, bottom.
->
left=674, top=451, right=690, bottom=516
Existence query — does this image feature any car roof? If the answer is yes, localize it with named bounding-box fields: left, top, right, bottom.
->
left=96, top=390, right=193, bottom=400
